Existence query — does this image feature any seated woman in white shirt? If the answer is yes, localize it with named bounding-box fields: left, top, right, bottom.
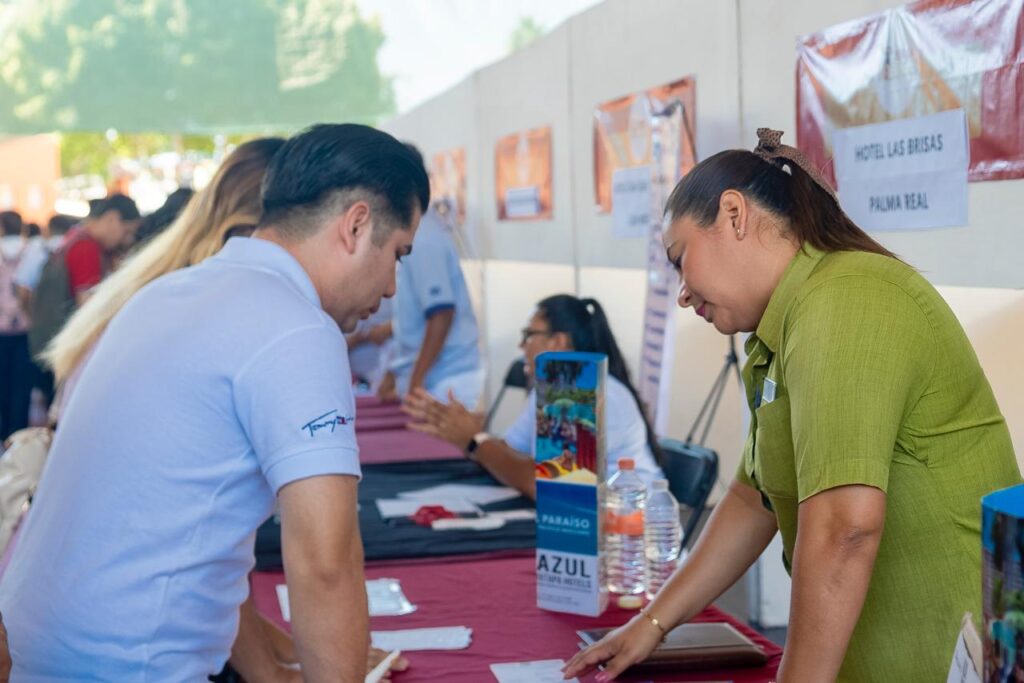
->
left=404, top=294, right=664, bottom=499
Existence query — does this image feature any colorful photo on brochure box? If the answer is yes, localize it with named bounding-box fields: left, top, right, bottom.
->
left=534, top=356, right=601, bottom=486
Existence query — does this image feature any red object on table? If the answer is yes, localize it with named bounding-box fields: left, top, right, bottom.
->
left=251, top=555, right=781, bottom=683
left=410, top=505, right=458, bottom=526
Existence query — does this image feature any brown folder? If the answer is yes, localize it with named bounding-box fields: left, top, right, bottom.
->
left=577, top=622, right=769, bottom=672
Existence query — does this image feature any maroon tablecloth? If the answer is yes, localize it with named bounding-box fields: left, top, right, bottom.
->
left=251, top=555, right=781, bottom=683
left=356, top=413, right=414, bottom=433
left=356, top=396, right=404, bottom=414
left=357, top=428, right=461, bottom=465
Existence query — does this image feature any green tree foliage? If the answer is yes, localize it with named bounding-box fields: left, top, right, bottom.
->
left=0, top=0, right=395, bottom=135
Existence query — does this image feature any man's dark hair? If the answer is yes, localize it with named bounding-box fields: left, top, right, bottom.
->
left=402, top=142, right=426, bottom=173
left=0, top=210, right=23, bottom=237
left=259, top=124, right=429, bottom=241
left=91, top=193, right=141, bottom=221
left=47, top=214, right=76, bottom=237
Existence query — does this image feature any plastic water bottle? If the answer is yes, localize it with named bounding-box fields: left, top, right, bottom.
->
left=604, top=458, right=647, bottom=595
left=644, top=479, right=682, bottom=599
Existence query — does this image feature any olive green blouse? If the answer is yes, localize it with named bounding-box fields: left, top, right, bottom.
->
left=737, top=244, right=1020, bottom=681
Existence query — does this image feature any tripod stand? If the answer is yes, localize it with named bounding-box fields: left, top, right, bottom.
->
left=684, top=335, right=743, bottom=447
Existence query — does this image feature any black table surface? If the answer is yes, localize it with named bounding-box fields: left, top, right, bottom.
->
left=255, top=458, right=536, bottom=569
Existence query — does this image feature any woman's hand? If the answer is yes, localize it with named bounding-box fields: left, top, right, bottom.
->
left=403, top=388, right=484, bottom=450
left=561, top=613, right=665, bottom=681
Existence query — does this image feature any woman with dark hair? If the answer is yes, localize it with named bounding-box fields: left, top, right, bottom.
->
left=404, top=294, right=662, bottom=499
left=565, top=129, right=1020, bottom=682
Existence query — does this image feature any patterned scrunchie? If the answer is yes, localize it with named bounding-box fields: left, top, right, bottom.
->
left=752, top=128, right=838, bottom=203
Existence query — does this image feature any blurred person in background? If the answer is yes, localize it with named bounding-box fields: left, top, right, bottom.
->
left=28, top=194, right=140, bottom=374
left=27, top=195, right=139, bottom=409
left=0, top=211, right=31, bottom=440
left=404, top=294, right=663, bottom=498
left=9, top=214, right=76, bottom=411
left=376, top=144, right=483, bottom=407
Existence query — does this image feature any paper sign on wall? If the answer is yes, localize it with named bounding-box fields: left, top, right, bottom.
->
left=832, top=109, right=969, bottom=231
left=505, top=186, right=542, bottom=218
left=611, top=165, right=651, bottom=239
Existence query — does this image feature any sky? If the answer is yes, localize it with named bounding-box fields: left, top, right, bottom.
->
left=357, top=0, right=603, bottom=114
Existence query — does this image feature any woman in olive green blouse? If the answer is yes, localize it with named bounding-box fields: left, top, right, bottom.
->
left=564, top=129, right=1021, bottom=682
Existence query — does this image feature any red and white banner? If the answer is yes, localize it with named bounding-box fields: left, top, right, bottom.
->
left=797, top=0, right=1024, bottom=184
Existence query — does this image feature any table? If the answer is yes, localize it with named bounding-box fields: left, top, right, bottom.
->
left=357, top=429, right=462, bottom=465
left=353, top=397, right=463, bottom=465
left=252, top=555, right=782, bottom=683
left=357, top=459, right=535, bottom=561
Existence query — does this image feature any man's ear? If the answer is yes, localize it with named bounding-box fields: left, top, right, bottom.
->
left=338, top=200, right=371, bottom=253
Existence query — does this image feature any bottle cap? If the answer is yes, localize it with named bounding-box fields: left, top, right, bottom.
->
left=616, top=594, right=644, bottom=610
left=618, top=458, right=635, bottom=471
left=652, top=479, right=669, bottom=490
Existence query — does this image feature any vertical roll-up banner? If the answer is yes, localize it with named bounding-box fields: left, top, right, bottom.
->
left=594, top=78, right=697, bottom=433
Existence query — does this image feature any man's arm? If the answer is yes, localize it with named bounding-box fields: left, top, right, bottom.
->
left=229, top=595, right=300, bottom=683
left=776, top=484, right=885, bottom=682
left=407, top=308, right=454, bottom=392
left=279, top=475, right=367, bottom=683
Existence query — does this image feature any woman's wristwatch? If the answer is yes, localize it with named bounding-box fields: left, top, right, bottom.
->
left=465, top=432, right=493, bottom=460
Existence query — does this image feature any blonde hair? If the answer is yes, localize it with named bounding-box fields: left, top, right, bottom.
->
left=45, top=137, right=285, bottom=382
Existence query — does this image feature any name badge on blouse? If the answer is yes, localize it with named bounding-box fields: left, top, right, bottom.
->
left=761, top=379, right=777, bottom=405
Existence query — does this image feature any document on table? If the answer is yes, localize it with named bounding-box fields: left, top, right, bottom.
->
left=375, top=497, right=481, bottom=519
left=371, top=626, right=472, bottom=651
left=490, top=659, right=577, bottom=682
left=399, top=483, right=522, bottom=506
left=277, top=579, right=417, bottom=622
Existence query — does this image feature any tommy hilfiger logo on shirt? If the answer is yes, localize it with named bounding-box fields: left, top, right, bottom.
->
left=301, top=409, right=353, bottom=437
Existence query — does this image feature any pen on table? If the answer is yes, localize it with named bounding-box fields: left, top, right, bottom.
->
left=365, top=649, right=402, bottom=683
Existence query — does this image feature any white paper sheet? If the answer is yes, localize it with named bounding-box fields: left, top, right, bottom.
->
left=371, top=626, right=472, bottom=652
left=375, top=497, right=481, bottom=519
left=487, top=509, right=536, bottom=522
left=277, top=579, right=417, bottom=622
left=490, top=659, right=576, bottom=682
left=365, top=578, right=417, bottom=616
left=398, top=484, right=522, bottom=506
left=431, top=516, right=506, bottom=531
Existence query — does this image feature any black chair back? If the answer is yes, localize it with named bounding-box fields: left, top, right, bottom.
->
left=484, top=358, right=529, bottom=430
left=659, top=437, right=719, bottom=547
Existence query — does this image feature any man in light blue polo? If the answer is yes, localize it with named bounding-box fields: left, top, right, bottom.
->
left=0, top=124, right=429, bottom=682
left=376, top=145, right=483, bottom=408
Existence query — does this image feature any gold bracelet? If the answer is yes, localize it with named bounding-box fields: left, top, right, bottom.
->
left=642, top=610, right=668, bottom=640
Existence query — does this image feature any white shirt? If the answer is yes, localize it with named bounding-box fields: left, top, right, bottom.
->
left=0, top=238, right=361, bottom=681
left=503, top=375, right=664, bottom=483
